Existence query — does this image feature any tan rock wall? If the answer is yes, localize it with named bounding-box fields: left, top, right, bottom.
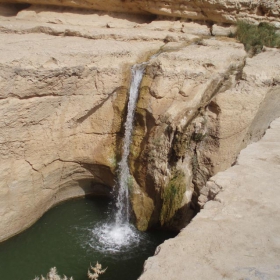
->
left=197, top=49, right=280, bottom=206
left=0, top=31, right=162, bottom=241
left=130, top=42, right=280, bottom=230
left=130, top=39, right=247, bottom=230
left=1, top=4, right=280, bottom=240
left=1, top=0, right=280, bottom=24
left=139, top=117, right=280, bottom=280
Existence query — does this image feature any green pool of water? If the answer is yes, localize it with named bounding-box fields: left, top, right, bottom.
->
left=0, top=197, right=175, bottom=280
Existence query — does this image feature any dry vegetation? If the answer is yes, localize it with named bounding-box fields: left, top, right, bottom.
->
left=33, top=262, right=107, bottom=280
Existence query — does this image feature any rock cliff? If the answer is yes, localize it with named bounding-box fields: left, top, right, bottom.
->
left=1, top=0, right=280, bottom=24
left=130, top=42, right=280, bottom=230
left=0, top=2, right=280, bottom=246
left=139, top=117, right=280, bottom=280
left=0, top=33, right=163, bottom=241
left=0, top=7, right=166, bottom=240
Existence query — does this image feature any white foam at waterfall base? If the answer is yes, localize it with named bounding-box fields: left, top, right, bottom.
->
left=90, top=64, right=146, bottom=253
left=91, top=222, right=141, bottom=253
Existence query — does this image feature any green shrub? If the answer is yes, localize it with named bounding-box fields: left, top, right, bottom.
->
left=235, top=21, right=280, bottom=54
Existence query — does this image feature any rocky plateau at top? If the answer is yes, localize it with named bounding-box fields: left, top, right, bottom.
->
left=1, top=0, right=280, bottom=24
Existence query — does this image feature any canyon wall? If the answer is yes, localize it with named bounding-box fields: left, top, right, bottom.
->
left=0, top=8, right=165, bottom=240
left=0, top=2, right=280, bottom=242
left=130, top=42, right=280, bottom=230
left=139, top=117, right=280, bottom=280
left=1, top=0, right=280, bottom=24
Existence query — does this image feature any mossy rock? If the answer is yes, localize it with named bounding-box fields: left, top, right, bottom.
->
left=160, top=170, right=186, bottom=226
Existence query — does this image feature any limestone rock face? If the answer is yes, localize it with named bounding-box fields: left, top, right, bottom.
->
left=198, top=47, right=280, bottom=206
left=1, top=0, right=280, bottom=24
left=139, top=117, right=280, bottom=280
left=131, top=43, right=280, bottom=230
left=130, top=39, right=246, bottom=230
left=1, top=3, right=280, bottom=242
left=0, top=18, right=163, bottom=241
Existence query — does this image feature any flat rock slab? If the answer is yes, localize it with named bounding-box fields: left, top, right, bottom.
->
left=140, top=118, right=280, bottom=280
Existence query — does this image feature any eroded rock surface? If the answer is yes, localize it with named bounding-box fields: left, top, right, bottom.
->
left=1, top=0, right=280, bottom=24
left=0, top=14, right=164, bottom=241
left=139, top=117, right=280, bottom=280
left=198, top=47, right=280, bottom=206
left=130, top=38, right=247, bottom=230
left=130, top=43, right=280, bottom=231
left=0, top=3, right=280, bottom=244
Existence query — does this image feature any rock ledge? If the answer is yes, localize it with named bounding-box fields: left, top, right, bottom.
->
left=140, top=117, right=280, bottom=280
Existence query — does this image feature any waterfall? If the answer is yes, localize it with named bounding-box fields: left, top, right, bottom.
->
left=115, top=64, right=146, bottom=225
left=92, top=63, right=146, bottom=252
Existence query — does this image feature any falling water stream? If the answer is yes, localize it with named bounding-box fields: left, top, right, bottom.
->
left=116, top=64, right=146, bottom=225
left=92, top=63, right=147, bottom=252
